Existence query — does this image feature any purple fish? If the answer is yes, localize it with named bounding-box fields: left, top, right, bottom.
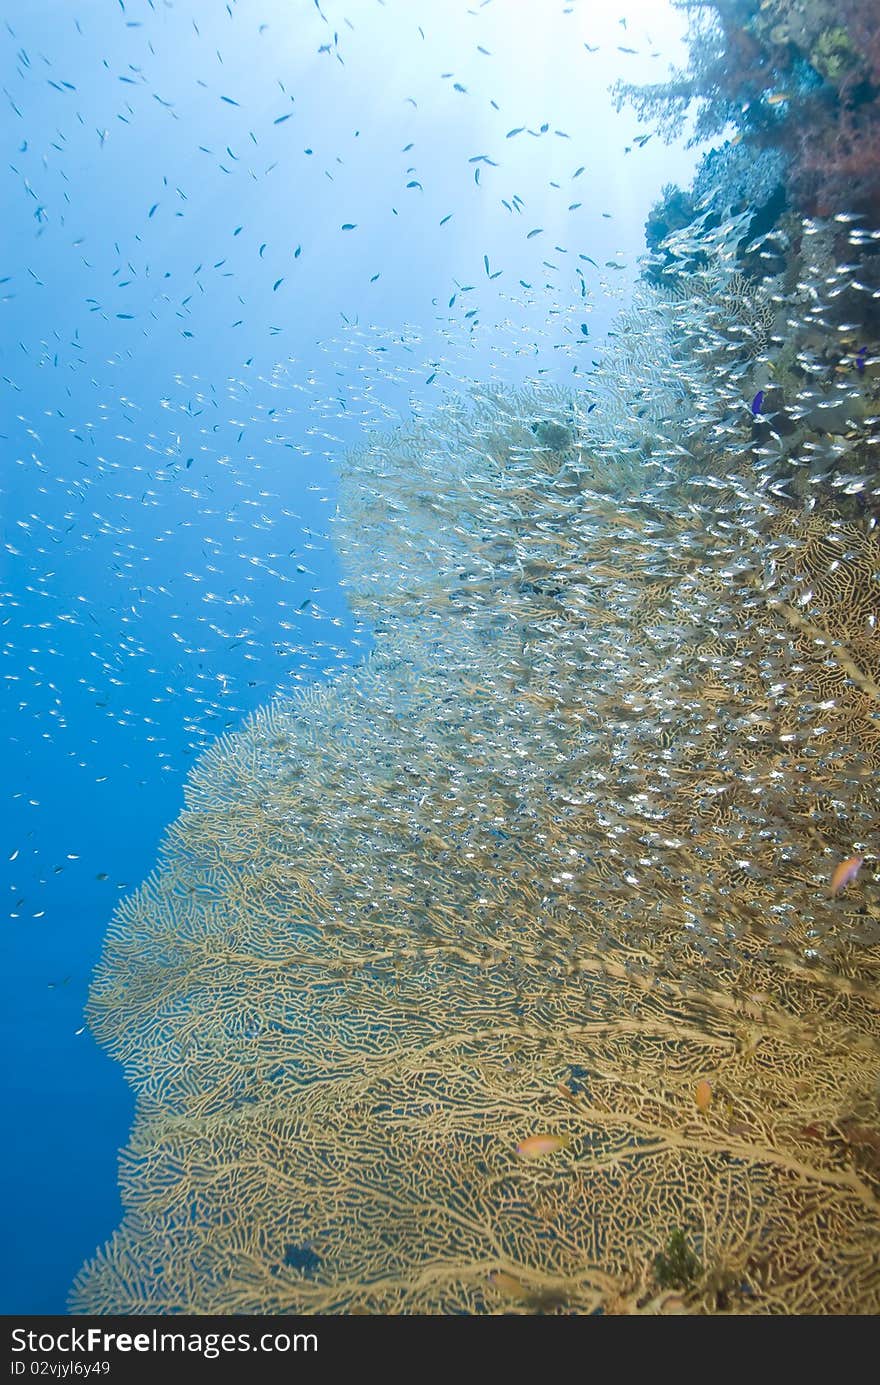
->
left=856, top=346, right=867, bottom=375
left=751, top=389, right=765, bottom=416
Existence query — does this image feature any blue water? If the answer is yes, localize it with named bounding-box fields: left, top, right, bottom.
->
left=0, top=0, right=700, bottom=1313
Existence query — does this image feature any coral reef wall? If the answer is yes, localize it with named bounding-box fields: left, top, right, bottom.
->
left=72, top=215, right=880, bottom=1311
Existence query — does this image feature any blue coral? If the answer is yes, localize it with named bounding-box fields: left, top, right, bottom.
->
left=692, top=140, right=787, bottom=213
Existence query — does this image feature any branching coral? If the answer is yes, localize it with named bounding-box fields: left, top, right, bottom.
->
left=692, top=142, right=787, bottom=218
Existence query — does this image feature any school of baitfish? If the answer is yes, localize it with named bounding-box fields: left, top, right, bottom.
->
left=5, top=3, right=650, bottom=914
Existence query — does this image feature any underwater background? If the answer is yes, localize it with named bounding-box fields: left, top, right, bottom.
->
left=2, top=0, right=878, bottom=1315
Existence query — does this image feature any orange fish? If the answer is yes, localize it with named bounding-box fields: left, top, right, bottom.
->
left=766, top=92, right=791, bottom=104
left=829, top=855, right=863, bottom=897
left=515, top=1133, right=572, bottom=1159
left=695, top=1079, right=712, bottom=1111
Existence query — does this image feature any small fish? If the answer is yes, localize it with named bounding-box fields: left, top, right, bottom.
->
left=829, top=855, right=863, bottom=897
left=515, top=1133, right=571, bottom=1159
left=341, top=223, right=357, bottom=230
left=766, top=92, right=791, bottom=105
left=487, top=1270, right=530, bottom=1300
left=751, top=389, right=765, bottom=416
left=695, top=1079, right=712, bottom=1111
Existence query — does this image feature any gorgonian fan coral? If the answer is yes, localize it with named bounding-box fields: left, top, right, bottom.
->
left=71, top=212, right=880, bottom=1310
left=71, top=7, right=880, bottom=1318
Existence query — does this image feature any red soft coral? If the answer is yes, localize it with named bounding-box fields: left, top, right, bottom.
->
left=790, top=104, right=880, bottom=218
left=784, top=0, right=880, bottom=217
left=839, top=0, right=880, bottom=92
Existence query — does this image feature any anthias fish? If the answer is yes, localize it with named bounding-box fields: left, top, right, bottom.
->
left=515, top=1133, right=572, bottom=1159
left=829, top=855, right=864, bottom=896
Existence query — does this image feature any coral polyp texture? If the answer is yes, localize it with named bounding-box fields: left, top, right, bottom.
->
left=72, top=198, right=880, bottom=1310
